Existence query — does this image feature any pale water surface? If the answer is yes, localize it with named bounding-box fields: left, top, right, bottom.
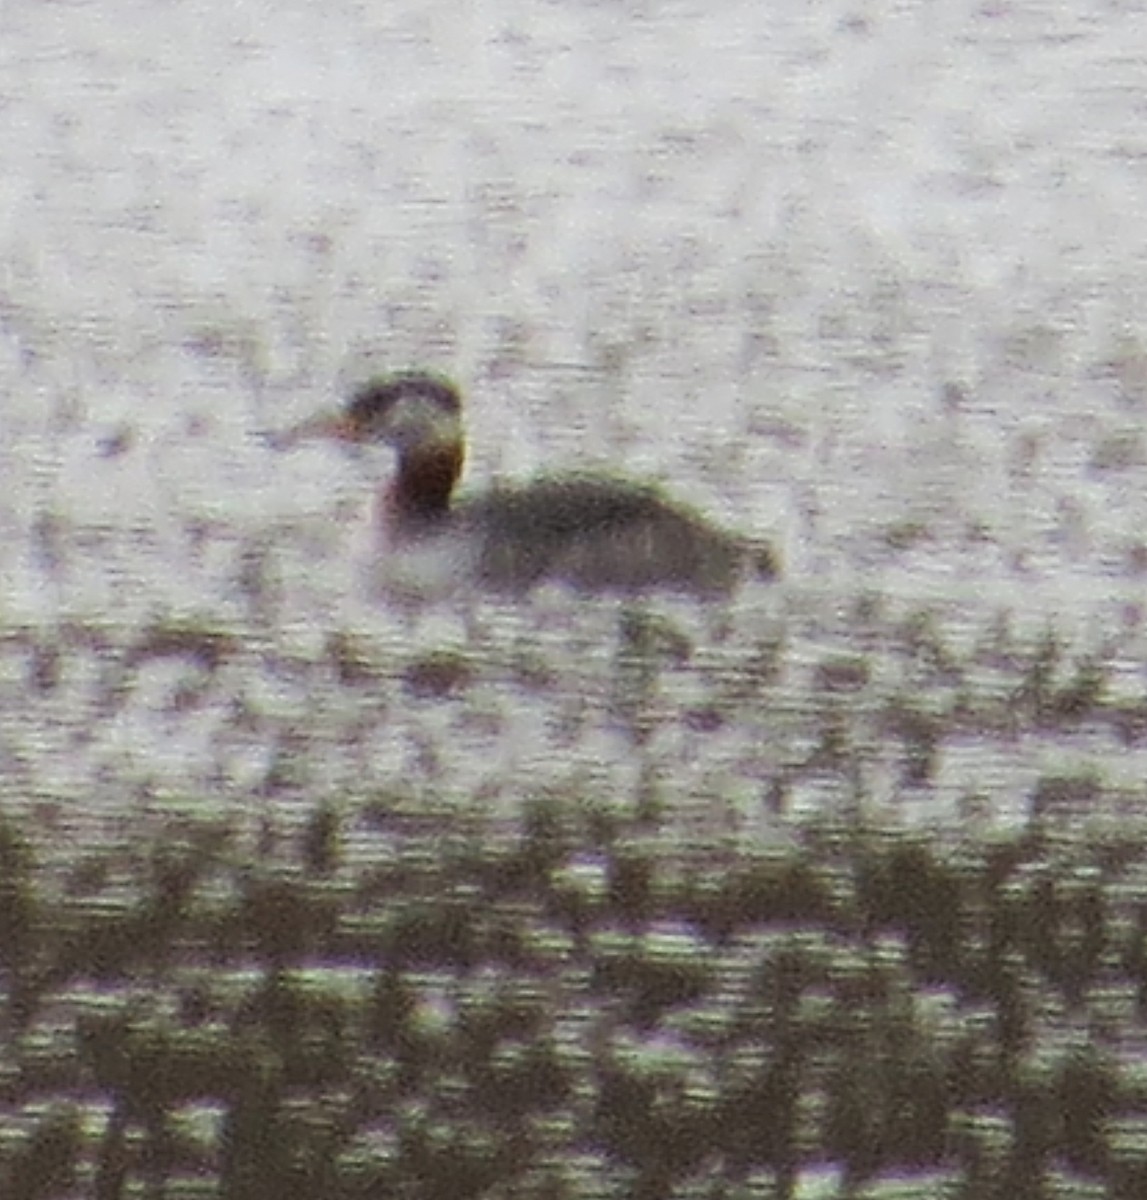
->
left=3, top=0, right=1147, bottom=843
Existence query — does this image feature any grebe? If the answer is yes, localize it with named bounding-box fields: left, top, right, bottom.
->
left=276, top=372, right=778, bottom=597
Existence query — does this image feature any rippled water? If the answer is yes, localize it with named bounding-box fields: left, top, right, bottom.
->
left=3, top=0, right=1147, bottom=842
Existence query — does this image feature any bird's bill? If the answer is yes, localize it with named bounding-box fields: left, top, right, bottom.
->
left=268, top=410, right=365, bottom=450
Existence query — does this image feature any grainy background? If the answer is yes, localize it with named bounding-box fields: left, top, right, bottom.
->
left=7, top=5, right=1147, bottom=1196
left=3, top=0, right=1147, bottom=840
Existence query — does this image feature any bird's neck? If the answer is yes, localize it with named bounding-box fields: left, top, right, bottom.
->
left=378, top=442, right=464, bottom=538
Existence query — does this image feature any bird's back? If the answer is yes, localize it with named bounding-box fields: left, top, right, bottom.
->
left=460, top=476, right=771, bottom=594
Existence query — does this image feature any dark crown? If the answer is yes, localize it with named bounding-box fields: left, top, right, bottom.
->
left=347, top=372, right=462, bottom=424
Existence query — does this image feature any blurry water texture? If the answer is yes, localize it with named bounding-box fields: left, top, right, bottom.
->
left=3, top=0, right=1147, bottom=1194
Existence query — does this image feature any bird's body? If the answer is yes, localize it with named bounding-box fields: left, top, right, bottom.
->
left=277, top=373, right=777, bottom=599
left=451, top=477, right=756, bottom=594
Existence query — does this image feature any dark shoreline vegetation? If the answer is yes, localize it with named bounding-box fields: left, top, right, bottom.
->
left=5, top=801, right=1147, bottom=1199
